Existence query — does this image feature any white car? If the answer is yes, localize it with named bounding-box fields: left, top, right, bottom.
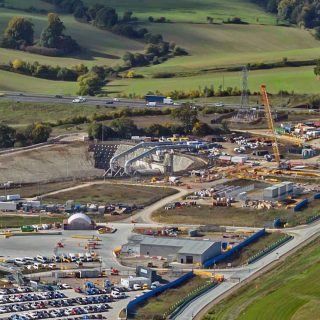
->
left=133, top=284, right=141, bottom=291
left=214, top=102, right=224, bottom=107
left=113, top=98, right=120, bottom=102
left=72, top=96, right=86, bottom=103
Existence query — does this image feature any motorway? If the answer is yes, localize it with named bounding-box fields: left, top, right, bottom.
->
left=0, top=91, right=308, bottom=112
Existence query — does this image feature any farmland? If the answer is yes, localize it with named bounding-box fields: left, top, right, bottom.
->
left=0, top=1, right=319, bottom=95
left=204, top=236, right=320, bottom=320
left=109, top=66, right=320, bottom=96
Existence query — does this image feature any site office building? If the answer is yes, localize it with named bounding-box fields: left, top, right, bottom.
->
left=140, top=237, right=221, bottom=265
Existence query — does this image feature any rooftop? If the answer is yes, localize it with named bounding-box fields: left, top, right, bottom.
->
left=140, top=237, right=218, bottom=255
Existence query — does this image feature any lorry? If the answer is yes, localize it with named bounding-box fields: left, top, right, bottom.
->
left=0, top=202, right=17, bottom=211
left=120, top=276, right=151, bottom=289
left=145, top=95, right=174, bottom=105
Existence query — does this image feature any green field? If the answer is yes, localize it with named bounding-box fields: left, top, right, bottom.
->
left=204, top=236, right=320, bottom=320
left=0, top=1, right=319, bottom=95
left=83, top=0, right=276, bottom=24
left=0, top=8, right=143, bottom=68
left=0, top=100, right=106, bottom=125
left=0, top=70, right=78, bottom=94
left=143, top=23, right=320, bottom=75
left=109, top=66, right=320, bottom=96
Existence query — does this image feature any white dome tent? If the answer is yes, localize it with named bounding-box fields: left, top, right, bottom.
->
left=64, top=213, right=96, bottom=230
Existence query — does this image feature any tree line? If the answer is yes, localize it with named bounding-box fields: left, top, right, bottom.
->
left=1, top=13, right=79, bottom=56
left=41, top=0, right=188, bottom=65
left=0, top=123, right=52, bottom=149
left=252, top=0, right=320, bottom=35
left=87, top=105, right=228, bottom=140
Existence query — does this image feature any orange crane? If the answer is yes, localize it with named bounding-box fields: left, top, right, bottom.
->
left=260, top=84, right=281, bottom=166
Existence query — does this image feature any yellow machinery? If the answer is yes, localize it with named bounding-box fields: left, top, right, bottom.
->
left=260, top=84, right=281, bottom=166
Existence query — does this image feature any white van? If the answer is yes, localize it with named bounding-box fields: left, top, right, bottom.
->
left=68, top=253, right=77, bottom=262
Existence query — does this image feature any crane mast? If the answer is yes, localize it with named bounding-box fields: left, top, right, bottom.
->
left=260, top=84, right=281, bottom=166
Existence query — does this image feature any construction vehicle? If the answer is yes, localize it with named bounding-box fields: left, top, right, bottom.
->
left=111, top=267, right=119, bottom=275
left=260, top=85, right=290, bottom=170
left=212, top=274, right=224, bottom=282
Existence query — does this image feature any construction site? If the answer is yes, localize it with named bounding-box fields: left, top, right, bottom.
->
left=0, top=77, right=320, bottom=320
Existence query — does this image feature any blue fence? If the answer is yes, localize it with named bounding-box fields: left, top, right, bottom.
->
left=314, top=193, right=320, bottom=200
left=293, top=199, right=309, bottom=212
left=127, top=271, right=194, bottom=318
left=203, top=228, right=266, bottom=268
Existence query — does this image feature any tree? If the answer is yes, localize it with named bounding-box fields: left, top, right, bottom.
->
left=88, top=122, right=116, bottom=139
left=110, top=117, right=138, bottom=138
left=1, top=16, right=34, bottom=49
left=171, top=105, right=198, bottom=133
left=123, top=11, right=133, bottom=22
left=77, top=72, right=104, bottom=96
left=314, top=59, right=320, bottom=78
left=94, top=7, right=118, bottom=28
left=26, top=122, right=52, bottom=144
left=39, top=13, right=79, bottom=53
left=192, top=121, right=212, bottom=136
left=315, top=27, right=320, bottom=40
left=0, top=124, right=16, bottom=148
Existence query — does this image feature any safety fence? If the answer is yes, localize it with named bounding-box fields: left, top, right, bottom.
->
left=203, top=228, right=266, bottom=268
left=167, top=281, right=219, bottom=319
left=293, top=199, right=309, bottom=212
left=306, top=214, right=320, bottom=224
left=126, top=271, right=194, bottom=318
left=247, top=234, right=293, bottom=264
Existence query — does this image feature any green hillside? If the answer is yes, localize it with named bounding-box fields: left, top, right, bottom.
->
left=109, top=66, right=320, bottom=95
left=0, top=8, right=144, bottom=67
left=82, top=0, right=276, bottom=24
left=204, top=237, right=320, bottom=320
left=0, top=0, right=319, bottom=95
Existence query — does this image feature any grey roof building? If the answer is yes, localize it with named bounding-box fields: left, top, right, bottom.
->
left=139, top=237, right=221, bottom=265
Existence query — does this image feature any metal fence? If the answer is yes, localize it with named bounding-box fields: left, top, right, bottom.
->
left=203, top=228, right=266, bottom=268
left=126, top=271, right=194, bottom=318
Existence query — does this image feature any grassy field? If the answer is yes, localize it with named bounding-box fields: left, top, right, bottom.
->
left=136, top=276, right=209, bottom=319
left=82, top=0, right=276, bottom=24
left=152, top=200, right=320, bottom=228
left=0, top=8, right=143, bottom=68
left=0, top=2, right=318, bottom=95
left=0, top=100, right=108, bottom=125
left=204, top=236, right=320, bottom=320
left=0, top=70, right=78, bottom=94
left=109, top=66, right=320, bottom=96
left=43, top=183, right=178, bottom=206
left=143, top=23, right=320, bottom=75
left=0, top=214, right=66, bottom=228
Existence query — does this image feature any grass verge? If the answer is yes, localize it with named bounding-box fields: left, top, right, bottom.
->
left=135, top=276, right=208, bottom=319
left=203, top=236, right=320, bottom=320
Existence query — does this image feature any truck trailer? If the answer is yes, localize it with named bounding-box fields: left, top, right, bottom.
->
left=145, top=95, right=173, bottom=105
left=120, top=276, right=151, bottom=289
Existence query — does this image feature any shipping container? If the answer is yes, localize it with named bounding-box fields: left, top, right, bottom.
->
left=263, top=186, right=279, bottom=199
left=0, top=202, right=17, bottom=211
left=6, top=194, right=20, bottom=201
left=121, top=277, right=151, bottom=289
